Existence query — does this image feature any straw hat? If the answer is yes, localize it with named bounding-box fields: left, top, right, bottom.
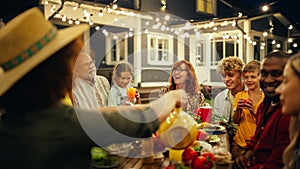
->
left=0, top=7, right=89, bottom=96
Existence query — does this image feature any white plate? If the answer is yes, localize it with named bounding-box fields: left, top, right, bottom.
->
left=201, top=124, right=225, bottom=132
left=197, top=141, right=213, bottom=152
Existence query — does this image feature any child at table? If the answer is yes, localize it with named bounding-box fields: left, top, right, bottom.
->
left=231, top=60, right=264, bottom=160
left=107, top=61, right=141, bottom=106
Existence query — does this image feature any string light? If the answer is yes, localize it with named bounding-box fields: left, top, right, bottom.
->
left=44, top=0, right=295, bottom=51
left=261, top=5, right=269, bottom=12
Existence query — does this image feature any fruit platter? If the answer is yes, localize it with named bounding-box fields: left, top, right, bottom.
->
left=166, top=141, right=217, bottom=169
left=165, top=140, right=232, bottom=169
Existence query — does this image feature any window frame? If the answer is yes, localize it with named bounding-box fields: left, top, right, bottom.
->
left=147, top=33, right=174, bottom=65
left=105, top=36, right=128, bottom=65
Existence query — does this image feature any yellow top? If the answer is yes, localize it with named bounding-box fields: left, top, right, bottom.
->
left=233, top=90, right=264, bottom=147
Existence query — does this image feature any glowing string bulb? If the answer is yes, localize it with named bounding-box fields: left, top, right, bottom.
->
left=262, top=5, right=269, bottom=12
left=112, top=4, right=118, bottom=10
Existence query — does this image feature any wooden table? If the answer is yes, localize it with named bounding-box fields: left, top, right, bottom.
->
left=106, top=132, right=232, bottom=169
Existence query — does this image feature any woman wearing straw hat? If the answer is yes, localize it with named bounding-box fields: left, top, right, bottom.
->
left=0, top=7, right=187, bottom=168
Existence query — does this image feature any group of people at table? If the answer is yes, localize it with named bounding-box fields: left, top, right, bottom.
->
left=0, top=7, right=299, bottom=169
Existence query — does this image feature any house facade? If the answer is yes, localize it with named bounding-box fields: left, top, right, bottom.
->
left=43, top=0, right=299, bottom=88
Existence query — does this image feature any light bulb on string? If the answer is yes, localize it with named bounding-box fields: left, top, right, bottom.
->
left=62, top=15, right=67, bottom=22
left=261, top=5, right=269, bottom=12
left=293, top=43, right=298, bottom=48
left=164, top=15, right=170, bottom=21
left=75, top=19, right=80, bottom=25
left=112, top=4, right=118, bottom=10
left=276, top=44, right=281, bottom=48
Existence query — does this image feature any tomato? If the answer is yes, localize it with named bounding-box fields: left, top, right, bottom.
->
left=165, top=164, right=175, bottom=169
left=182, top=147, right=198, bottom=162
left=201, top=152, right=216, bottom=162
left=191, top=156, right=213, bottom=169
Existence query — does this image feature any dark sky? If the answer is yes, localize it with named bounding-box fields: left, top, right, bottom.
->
left=1, top=0, right=298, bottom=29
left=0, top=0, right=39, bottom=22
left=225, top=0, right=299, bottom=29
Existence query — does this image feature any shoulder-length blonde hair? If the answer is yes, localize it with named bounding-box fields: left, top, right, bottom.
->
left=168, top=60, right=200, bottom=94
left=283, top=53, right=300, bottom=169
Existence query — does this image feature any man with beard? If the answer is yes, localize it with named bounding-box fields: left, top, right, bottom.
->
left=234, top=50, right=291, bottom=169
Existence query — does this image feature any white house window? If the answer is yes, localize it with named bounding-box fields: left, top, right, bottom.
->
left=210, top=37, right=238, bottom=66
left=106, top=37, right=128, bottom=65
left=196, top=40, right=205, bottom=66
left=196, top=0, right=215, bottom=15
left=147, top=33, right=173, bottom=65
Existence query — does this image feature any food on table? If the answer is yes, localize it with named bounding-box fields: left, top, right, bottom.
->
left=182, top=147, right=198, bottom=162
left=191, top=156, right=214, bottom=169
left=209, top=135, right=220, bottom=143
left=91, top=147, right=108, bottom=160
left=196, top=130, right=209, bottom=141
left=177, top=141, right=216, bottom=169
left=201, top=152, right=216, bottom=161
left=212, top=145, right=232, bottom=164
left=197, top=141, right=213, bottom=153
left=90, top=147, right=120, bottom=167
left=198, top=122, right=214, bottom=129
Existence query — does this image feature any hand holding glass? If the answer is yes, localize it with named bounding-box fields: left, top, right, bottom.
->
left=127, top=87, right=136, bottom=103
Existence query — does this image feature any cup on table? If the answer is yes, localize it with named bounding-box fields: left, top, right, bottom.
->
left=197, top=106, right=213, bottom=122
left=169, top=149, right=184, bottom=162
left=127, top=87, right=136, bottom=100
